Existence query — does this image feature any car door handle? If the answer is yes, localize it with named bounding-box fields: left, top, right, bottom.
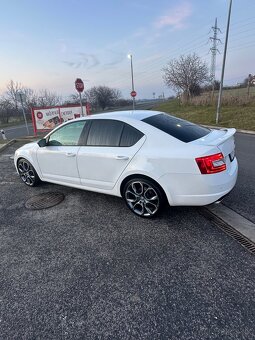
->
left=115, top=155, right=129, bottom=160
left=66, top=152, right=76, bottom=157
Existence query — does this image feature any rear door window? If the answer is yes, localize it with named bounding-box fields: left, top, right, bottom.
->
left=86, top=120, right=124, bottom=146
left=143, top=113, right=210, bottom=142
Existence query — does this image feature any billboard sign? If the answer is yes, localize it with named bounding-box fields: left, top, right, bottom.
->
left=32, top=104, right=87, bottom=135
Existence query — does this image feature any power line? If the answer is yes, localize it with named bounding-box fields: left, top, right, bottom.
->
left=90, top=9, right=255, bottom=96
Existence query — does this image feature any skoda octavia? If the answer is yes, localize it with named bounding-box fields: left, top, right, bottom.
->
left=14, top=111, right=238, bottom=217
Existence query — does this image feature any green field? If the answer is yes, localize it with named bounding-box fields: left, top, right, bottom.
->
left=213, top=86, right=255, bottom=97
left=154, top=98, right=255, bottom=131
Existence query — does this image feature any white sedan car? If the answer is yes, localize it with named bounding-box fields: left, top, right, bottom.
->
left=14, top=111, right=238, bottom=217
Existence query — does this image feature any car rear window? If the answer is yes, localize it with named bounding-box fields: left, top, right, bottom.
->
left=143, top=113, right=210, bottom=143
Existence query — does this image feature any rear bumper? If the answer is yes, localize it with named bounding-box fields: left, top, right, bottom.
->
left=159, top=158, right=238, bottom=206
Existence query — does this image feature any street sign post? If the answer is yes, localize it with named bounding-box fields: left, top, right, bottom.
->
left=75, top=78, right=85, bottom=117
left=16, top=92, right=29, bottom=135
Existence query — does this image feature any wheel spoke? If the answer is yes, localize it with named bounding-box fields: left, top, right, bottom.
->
left=144, top=187, right=158, bottom=201
left=18, top=160, right=36, bottom=186
left=20, top=174, right=27, bottom=182
left=26, top=176, right=32, bottom=185
left=28, top=170, right=35, bottom=179
left=144, top=202, right=158, bottom=215
left=131, top=181, right=143, bottom=195
left=126, top=190, right=139, bottom=203
left=125, top=180, right=160, bottom=217
left=23, top=162, right=29, bottom=172
left=18, top=163, right=25, bottom=173
left=133, top=201, right=144, bottom=215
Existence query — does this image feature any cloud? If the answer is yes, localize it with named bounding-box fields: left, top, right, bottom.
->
left=104, top=50, right=126, bottom=66
left=155, top=2, right=192, bottom=30
left=62, top=53, right=99, bottom=69
left=88, top=54, right=100, bottom=68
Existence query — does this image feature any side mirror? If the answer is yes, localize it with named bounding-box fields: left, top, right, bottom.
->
left=38, top=138, right=47, bottom=147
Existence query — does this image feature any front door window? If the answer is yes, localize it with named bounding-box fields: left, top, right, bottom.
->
left=48, top=121, right=86, bottom=146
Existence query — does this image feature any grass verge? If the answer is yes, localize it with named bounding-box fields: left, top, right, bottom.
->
left=154, top=99, right=255, bottom=131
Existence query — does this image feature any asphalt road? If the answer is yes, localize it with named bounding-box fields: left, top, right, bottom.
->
left=223, top=132, right=255, bottom=223
left=2, top=123, right=34, bottom=139
left=2, top=120, right=254, bottom=223
left=0, top=142, right=255, bottom=339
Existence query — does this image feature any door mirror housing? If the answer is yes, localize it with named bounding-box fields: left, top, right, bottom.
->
left=38, top=138, right=47, bottom=147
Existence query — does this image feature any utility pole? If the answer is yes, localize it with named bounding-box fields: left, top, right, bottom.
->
left=216, top=0, right=233, bottom=124
left=17, top=91, right=29, bottom=135
left=209, top=18, right=221, bottom=100
left=129, top=55, right=135, bottom=110
left=247, top=74, right=254, bottom=96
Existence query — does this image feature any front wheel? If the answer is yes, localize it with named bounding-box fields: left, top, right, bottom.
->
left=17, top=158, right=40, bottom=187
left=123, top=178, right=165, bottom=218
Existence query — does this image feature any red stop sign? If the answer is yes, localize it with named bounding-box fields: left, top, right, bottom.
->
left=75, top=78, right=84, bottom=93
left=131, top=90, right=137, bottom=97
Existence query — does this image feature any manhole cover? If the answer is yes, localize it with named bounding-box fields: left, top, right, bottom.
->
left=25, top=192, right=65, bottom=210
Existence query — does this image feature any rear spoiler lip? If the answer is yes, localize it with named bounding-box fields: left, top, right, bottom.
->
left=206, top=128, right=236, bottom=146
left=191, top=127, right=236, bottom=146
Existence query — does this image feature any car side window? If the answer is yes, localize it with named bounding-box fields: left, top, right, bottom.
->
left=48, top=121, right=86, bottom=146
left=86, top=120, right=124, bottom=146
left=120, top=124, right=144, bottom=147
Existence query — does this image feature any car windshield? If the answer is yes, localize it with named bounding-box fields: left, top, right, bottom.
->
left=143, top=113, right=210, bottom=143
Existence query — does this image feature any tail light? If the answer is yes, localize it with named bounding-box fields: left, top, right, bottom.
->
left=196, top=152, right=226, bottom=174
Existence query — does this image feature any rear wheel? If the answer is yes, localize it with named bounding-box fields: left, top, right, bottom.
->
left=123, top=178, right=164, bottom=218
left=17, top=158, right=40, bottom=187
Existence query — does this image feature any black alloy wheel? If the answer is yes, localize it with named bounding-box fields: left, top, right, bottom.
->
left=17, top=158, right=40, bottom=187
left=123, top=178, right=164, bottom=217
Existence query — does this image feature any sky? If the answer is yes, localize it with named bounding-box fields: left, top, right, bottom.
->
left=0, top=0, right=255, bottom=100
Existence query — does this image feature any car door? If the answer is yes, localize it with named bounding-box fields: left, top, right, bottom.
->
left=77, top=119, right=146, bottom=190
left=36, top=120, right=87, bottom=185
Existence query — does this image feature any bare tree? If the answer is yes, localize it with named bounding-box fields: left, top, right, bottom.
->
left=163, top=54, right=209, bottom=102
left=0, top=97, right=13, bottom=124
left=67, top=92, right=87, bottom=105
left=21, top=88, right=38, bottom=111
left=86, top=86, right=121, bottom=110
left=5, top=80, right=23, bottom=110
left=36, top=89, right=62, bottom=107
left=1, top=81, right=64, bottom=123
left=4, top=81, right=38, bottom=112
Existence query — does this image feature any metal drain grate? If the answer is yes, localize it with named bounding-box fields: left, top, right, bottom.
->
left=25, top=192, right=65, bottom=210
left=200, top=208, right=255, bottom=255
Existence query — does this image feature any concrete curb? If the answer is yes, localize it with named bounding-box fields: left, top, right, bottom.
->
left=0, top=137, right=38, bottom=153
left=0, top=139, right=16, bottom=153
left=205, top=203, right=255, bottom=244
left=203, top=125, right=255, bottom=135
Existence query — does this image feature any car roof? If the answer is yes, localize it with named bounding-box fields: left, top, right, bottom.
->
left=82, top=110, right=160, bottom=121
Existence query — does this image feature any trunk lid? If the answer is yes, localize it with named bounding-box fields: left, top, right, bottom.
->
left=191, top=128, right=236, bottom=158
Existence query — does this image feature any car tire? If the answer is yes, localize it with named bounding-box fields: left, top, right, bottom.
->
left=123, top=178, right=165, bottom=218
left=17, top=158, right=40, bottom=187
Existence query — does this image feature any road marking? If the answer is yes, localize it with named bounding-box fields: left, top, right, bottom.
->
left=207, top=203, right=255, bottom=243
